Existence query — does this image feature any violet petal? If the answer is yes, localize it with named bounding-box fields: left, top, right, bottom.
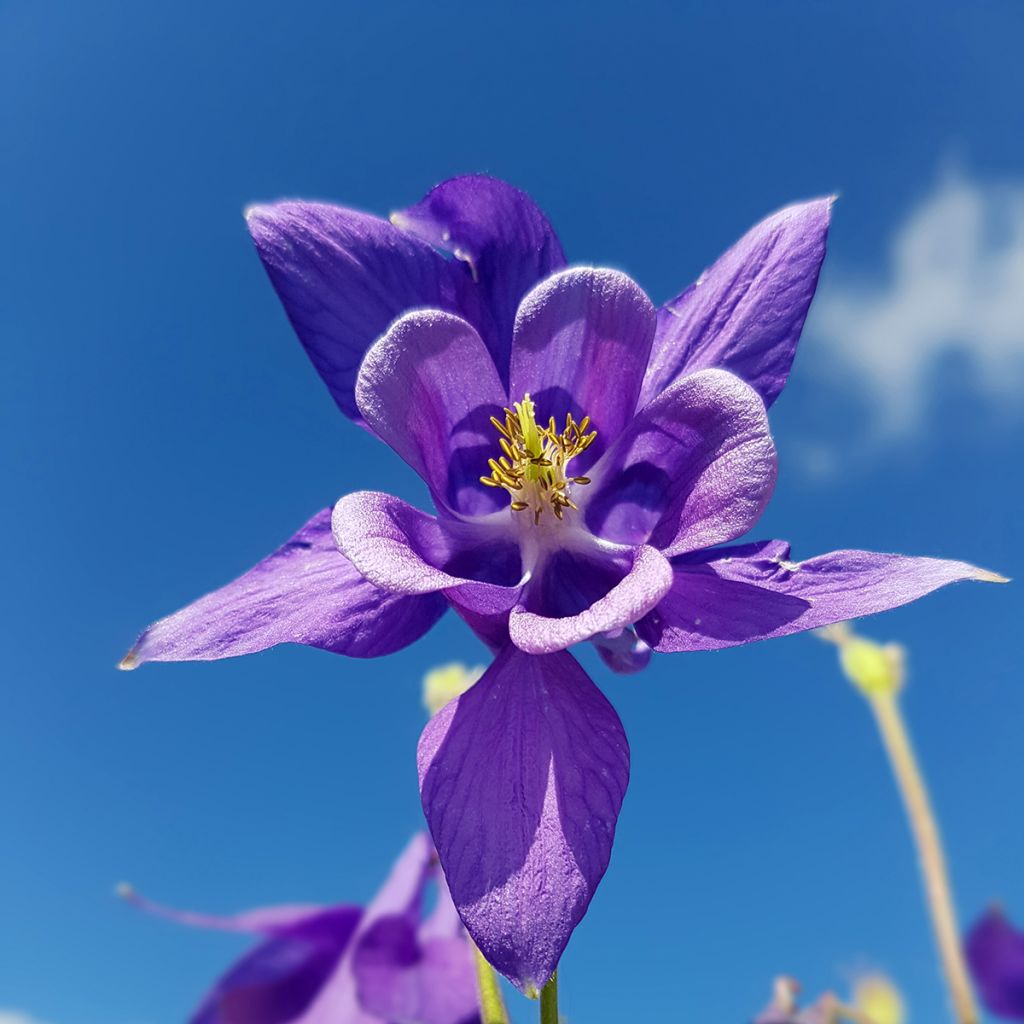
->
left=639, top=540, right=1006, bottom=652
left=583, top=368, right=776, bottom=553
left=509, top=268, right=657, bottom=470
left=355, top=310, right=508, bottom=516
left=246, top=202, right=457, bottom=423
left=418, top=646, right=629, bottom=994
left=393, top=174, right=566, bottom=385
left=121, top=509, right=446, bottom=668
left=640, top=198, right=833, bottom=408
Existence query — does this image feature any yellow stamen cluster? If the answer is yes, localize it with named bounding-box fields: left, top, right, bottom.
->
left=481, top=393, right=596, bottom=524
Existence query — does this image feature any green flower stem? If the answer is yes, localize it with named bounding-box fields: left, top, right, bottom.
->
left=867, top=690, right=979, bottom=1024
left=540, top=971, right=559, bottom=1024
left=472, top=944, right=510, bottom=1024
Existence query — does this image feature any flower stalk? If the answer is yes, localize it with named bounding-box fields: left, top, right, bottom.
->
left=540, top=971, right=559, bottom=1024
left=821, top=625, right=979, bottom=1024
left=473, top=943, right=510, bottom=1024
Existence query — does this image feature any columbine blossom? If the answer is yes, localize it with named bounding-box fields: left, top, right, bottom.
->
left=121, top=175, right=1002, bottom=993
left=966, top=908, right=1024, bottom=1020
left=121, top=833, right=479, bottom=1024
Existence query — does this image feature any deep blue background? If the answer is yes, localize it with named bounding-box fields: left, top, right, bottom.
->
left=2, top=2, right=1022, bottom=1021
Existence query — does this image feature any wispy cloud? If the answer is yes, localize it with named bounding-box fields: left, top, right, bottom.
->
left=0, top=1013, right=53, bottom=1024
left=807, top=170, right=1024, bottom=447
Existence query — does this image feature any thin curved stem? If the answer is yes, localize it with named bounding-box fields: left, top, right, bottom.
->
left=540, top=971, right=559, bottom=1024
left=868, top=691, right=979, bottom=1024
left=472, top=943, right=510, bottom=1024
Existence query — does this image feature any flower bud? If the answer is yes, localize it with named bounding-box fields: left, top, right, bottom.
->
left=818, top=623, right=905, bottom=699
left=422, top=662, right=484, bottom=717
left=853, top=973, right=905, bottom=1024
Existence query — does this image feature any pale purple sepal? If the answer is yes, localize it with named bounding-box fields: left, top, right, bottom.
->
left=639, top=540, right=1004, bottom=652
left=394, top=174, right=566, bottom=385
left=120, top=510, right=446, bottom=669
left=640, top=198, right=833, bottom=409
left=246, top=203, right=456, bottom=423
left=966, top=908, right=1024, bottom=1020
left=356, top=310, right=507, bottom=516
left=509, top=268, right=656, bottom=470
left=583, top=368, right=776, bottom=553
left=418, top=646, right=629, bottom=995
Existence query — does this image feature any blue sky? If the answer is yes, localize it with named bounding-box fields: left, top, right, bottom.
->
left=2, top=1, right=1022, bottom=1021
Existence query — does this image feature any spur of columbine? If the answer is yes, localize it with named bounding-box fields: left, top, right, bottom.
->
left=119, top=833, right=479, bottom=1024
left=121, top=175, right=1003, bottom=995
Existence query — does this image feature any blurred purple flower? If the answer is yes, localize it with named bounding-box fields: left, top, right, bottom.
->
left=122, top=833, right=479, bottom=1024
left=966, top=908, right=1024, bottom=1020
left=121, top=175, right=1002, bottom=993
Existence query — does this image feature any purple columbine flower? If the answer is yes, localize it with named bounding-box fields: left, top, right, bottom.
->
left=966, top=908, right=1024, bottom=1020
left=121, top=833, right=480, bottom=1024
left=121, top=175, right=1002, bottom=994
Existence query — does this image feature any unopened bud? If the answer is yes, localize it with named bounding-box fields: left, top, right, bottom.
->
left=422, top=663, right=484, bottom=717
left=853, top=973, right=905, bottom=1024
left=818, top=623, right=904, bottom=699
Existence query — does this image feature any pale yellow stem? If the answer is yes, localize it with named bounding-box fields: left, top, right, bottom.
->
left=867, top=691, right=980, bottom=1024
left=472, top=942, right=510, bottom=1024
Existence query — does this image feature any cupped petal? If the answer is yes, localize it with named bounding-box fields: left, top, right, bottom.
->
left=418, top=646, right=629, bottom=994
left=355, top=311, right=508, bottom=516
left=966, top=908, right=1024, bottom=1020
left=392, top=174, right=567, bottom=384
left=120, top=509, right=447, bottom=669
left=509, top=268, right=657, bottom=470
left=638, top=540, right=1007, bottom=652
left=641, top=198, right=834, bottom=409
left=584, top=369, right=777, bottom=554
left=247, top=202, right=459, bottom=423
left=331, top=492, right=523, bottom=615
left=509, top=545, right=672, bottom=655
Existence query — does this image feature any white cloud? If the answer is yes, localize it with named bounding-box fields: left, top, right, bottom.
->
left=809, top=170, right=1024, bottom=442
left=0, top=1013, right=53, bottom=1024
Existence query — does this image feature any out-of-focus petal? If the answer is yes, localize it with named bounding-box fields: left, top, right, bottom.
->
left=190, top=909, right=363, bottom=1024
left=120, top=509, right=447, bottom=669
left=295, top=834, right=437, bottom=1024
left=509, top=545, right=672, bottom=655
left=392, top=174, right=567, bottom=384
left=356, top=311, right=507, bottom=516
left=640, top=198, right=833, bottom=408
left=639, top=541, right=1006, bottom=652
left=583, top=368, right=776, bottom=553
left=353, top=917, right=478, bottom=1024
left=120, top=885, right=332, bottom=936
left=124, top=888, right=362, bottom=1024
left=418, top=646, right=629, bottom=995
left=509, top=268, right=657, bottom=470
left=966, top=908, right=1024, bottom=1020
left=246, top=202, right=458, bottom=423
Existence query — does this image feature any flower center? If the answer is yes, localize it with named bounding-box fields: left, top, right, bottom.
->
left=480, top=393, right=596, bottom=525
